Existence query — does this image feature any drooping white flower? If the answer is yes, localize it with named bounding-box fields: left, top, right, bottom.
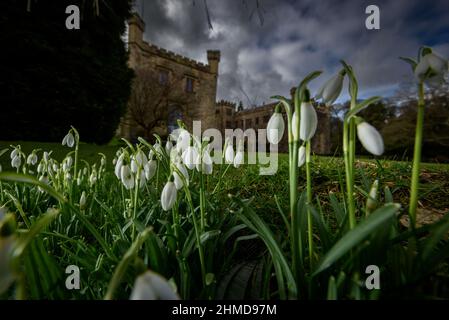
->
left=139, top=170, right=146, bottom=189
left=89, top=171, right=97, bottom=185
left=299, top=102, right=318, bottom=141
left=266, top=112, right=285, bottom=144
left=43, top=152, right=49, bottom=162
left=176, top=129, right=191, bottom=154
left=65, top=156, right=73, bottom=168
left=79, top=191, right=87, bottom=210
left=298, top=145, right=306, bottom=167
left=115, top=153, right=124, bottom=179
left=415, top=50, right=448, bottom=85
left=135, top=150, right=148, bottom=168
left=130, top=270, right=179, bottom=300
left=161, top=181, right=177, bottom=211
left=144, top=160, right=157, bottom=181
left=165, top=140, right=173, bottom=154
left=130, top=157, right=138, bottom=173
left=292, top=111, right=299, bottom=141
left=182, top=145, right=199, bottom=170
left=11, top=155, right=21, bottom=169
left=26, top=153, right=38, bottom=166
left=62, top=132, right=75, bottom=148
left=196, top=149, right=213, bottom=174
left=233, top=151, right=244, bottom=168
left=225, top=144, right=234, bottom=164
left=37, top=162, right=44, bottom=174
left=10, top=149, right=19, bottom=160
left=120, top=165, right=135, bottom=190
left=173, top=162, right=189, bottom=190
left=53, top=163, right=59, bottom=172
left=316, top=72, right=344, bottom=106
left=357, top=121, right=384, bottom=156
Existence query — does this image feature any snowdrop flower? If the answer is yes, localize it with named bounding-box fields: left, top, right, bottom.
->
left=66, top=156, right=73, bottom=168
left=176, top=129, right=190, bottom=154
left=225, top=143, right=234, bottom=164
left=165, top=140, right=173, bottom=154
left=101, top=156, right=106, bottom=167
left=316, top=71, right=345, bottom=106
left=79, top=191, right=87, bottom=210
left=26, top=153, right=38, bottom=166
left=135, top=150, right=148, bottom=167
left=144, top=160, right=157, bottom=181
left=62, top=132, right=75, bottom=148
left=266, top=110, right=285, bottom=144
left=299, top=101, right=318, bottom=142
left=298, top=145, right=306, bottom=167
left=10, top=149, right=19, bottom=160
left=138, top=170, right=146, bottom=189
left=53, top=163, right=59, bottom=172
left=65, top=173, right=72, bottom=181
left=173, top=161, right=189, bottom=190
left=233, top=151, right=244, bottom=168
left=415, top=48, right=448, bottom=86
left=161, top=179, right=177, bottom=211
left=356, top=119, right=384, bottom=156
left=37, top=162, right=44, bottom=174
left=292, top=111, right=299, bottom=141
left=38, top=175, right=49, bottom=193
left=182, top=145, right=199, bottom=170
left=89, top=171, right=97, bottom=186
left=11, top=155, right=21, bottom=169
left=115, top=153, right=125, bottom=179
left=120, top=165, right=135, bottom=190
left=130, top=157, right=138, bottom=173
left=196, top=149, right=213, bottom=175
left=130, top=270, right=179, bottom=300
left=43, top=152, right=49, bottom=162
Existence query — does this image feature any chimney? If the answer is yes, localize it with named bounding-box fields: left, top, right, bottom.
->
left=207, top=50, right=221, bottom=75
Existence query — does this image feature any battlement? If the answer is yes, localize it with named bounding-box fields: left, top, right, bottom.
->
left=128, top=13, right=217, bottom=73
left=216, top=99, right=236, bottom=108
left=140, top=43, right=210, bottom=72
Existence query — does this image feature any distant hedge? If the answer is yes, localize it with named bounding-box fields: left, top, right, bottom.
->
left=0, top=0, right=134, bottom=144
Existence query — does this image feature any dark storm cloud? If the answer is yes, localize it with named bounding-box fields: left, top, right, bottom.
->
left=134, top=0, right=449, bottom=106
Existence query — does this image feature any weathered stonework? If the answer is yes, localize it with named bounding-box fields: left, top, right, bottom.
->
left=118, top=13, right=220, bottom=140
left=118, top=13, right=331, bottom=154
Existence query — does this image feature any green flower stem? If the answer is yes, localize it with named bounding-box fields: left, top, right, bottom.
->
left=200, top=163, right=206, bottom=232
left=305, top=141, right=314, bottom=269
left=409, top=81, right=425, bottom=227
left=343, top=119, right=356, bottom=229
left=212, top=163, right=231, bottom=194
left=184, top=186, right=206, bottom=287
left=131, top=171, right=140, bottom=240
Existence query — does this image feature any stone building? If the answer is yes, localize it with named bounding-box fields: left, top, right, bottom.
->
left=216, top=96, right=331, bottom=154
left=117, top=13, right=220, bottom=140
left=118, top=13, right=331, bottom=154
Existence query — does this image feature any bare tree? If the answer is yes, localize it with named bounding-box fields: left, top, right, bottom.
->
left=124, top=68, right=195, bottom=139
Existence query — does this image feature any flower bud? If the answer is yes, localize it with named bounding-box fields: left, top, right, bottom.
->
left=299, top=101, right=318, bottom=142
left=298, top=145, right=306, bottom=167
left=79, top=191, right=87, bottom=210
left=356, top=121, right=384, bottom=156
left=316, top=72, right=344, bottom=106
left=130, top=271, right=179, bottom=300
left=266, top=112, right=285, bottom=144
left=161, top=181, right=177, bottom=211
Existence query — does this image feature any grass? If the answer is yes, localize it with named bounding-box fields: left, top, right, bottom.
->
left=2, top=140, right=447, bottom=226
left=1, top=140, right=449, bottom=299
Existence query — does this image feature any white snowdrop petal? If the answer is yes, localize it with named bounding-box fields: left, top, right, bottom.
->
left=357, top=122, right=384, bottom=156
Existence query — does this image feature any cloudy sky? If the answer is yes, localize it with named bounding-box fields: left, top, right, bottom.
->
left=134, top=0, right=449, bottom=107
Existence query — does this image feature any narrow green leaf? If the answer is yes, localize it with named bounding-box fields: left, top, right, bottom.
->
left=345, top=96, right=382, bottom=121
left=313, top=203, right=400, bottom=275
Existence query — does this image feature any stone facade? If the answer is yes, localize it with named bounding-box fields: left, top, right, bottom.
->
left=216, top=97, right=331, bottom=154
left=118, top=13, right=220, bottom=140
left=118, top=13, right=331, bottom=154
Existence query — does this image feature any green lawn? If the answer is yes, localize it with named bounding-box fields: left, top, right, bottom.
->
left=2, top=140, right=448, bottom=222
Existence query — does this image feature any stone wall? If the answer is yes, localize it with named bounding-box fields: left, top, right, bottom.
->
left=118, top=13, right=220, bottom=140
